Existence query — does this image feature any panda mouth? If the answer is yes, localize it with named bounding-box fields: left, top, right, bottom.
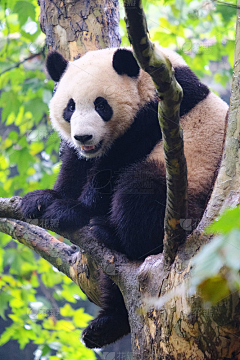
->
left=80, top=141, right=103, bottom=154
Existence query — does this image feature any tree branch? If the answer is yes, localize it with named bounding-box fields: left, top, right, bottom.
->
left=0, top=196, right=132, bottom=306
left=124, top=0, right=187, bottom=264
left=0, top=217, right=75, bottom=279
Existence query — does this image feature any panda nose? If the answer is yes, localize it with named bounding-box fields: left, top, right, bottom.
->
left=74, top=134, right=93, bottom=144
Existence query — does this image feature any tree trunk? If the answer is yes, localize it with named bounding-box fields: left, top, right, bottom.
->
left=38, top=0, right=120, bottom=60
left=129, top=235, right=240, bottom=359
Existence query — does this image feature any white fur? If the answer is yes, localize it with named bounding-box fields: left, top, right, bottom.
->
left=49, top=48, right=151, bottom=158
left=49, top=46, right=187, bottom=158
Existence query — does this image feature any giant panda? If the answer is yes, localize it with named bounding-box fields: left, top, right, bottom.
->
left=21, top=47, right=228, bottom=348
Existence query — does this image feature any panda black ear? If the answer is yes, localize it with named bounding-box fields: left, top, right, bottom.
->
left=112, top=49, right=140, bottom=78
left=46, top=51, right=68, bottom=82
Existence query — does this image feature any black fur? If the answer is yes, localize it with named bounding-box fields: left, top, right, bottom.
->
left=21, top=100, right=162, bottom=229
left=113, top=49, right=140, bottom=77
left=46, top=51, right=68, bottom=82
left=90, top=160, right=166, bottom=260
left=63, top=98, right=75, bottom=123
left=175, top=66, right=210, bottom=116
left=111, top=160, right=166, bottom=259
left=22, top=55, right=212, bottom=349
left=82, top=273, right=130, bottom=348
left=94, top=97, right=113, bottom=122
left=21, top=101, right=163, bottom=348
left=21, top=189, right=60, bottom=220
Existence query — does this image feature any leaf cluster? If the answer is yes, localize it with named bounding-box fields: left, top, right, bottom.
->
left=120, top=0, right=235, bottom=83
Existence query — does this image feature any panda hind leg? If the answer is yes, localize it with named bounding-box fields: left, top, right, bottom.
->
left=82, top=273, right=130, bottom=349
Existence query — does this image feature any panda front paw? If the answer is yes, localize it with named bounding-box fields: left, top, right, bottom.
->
left=41, top=199, right=90, bottom=231
left=21, top=189, right=60, bottom=220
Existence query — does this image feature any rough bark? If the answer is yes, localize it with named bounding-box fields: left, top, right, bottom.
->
left=38, top=0, right=120, bottom=60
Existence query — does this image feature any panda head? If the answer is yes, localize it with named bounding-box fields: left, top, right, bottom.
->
left=46, top=48, right=155, bottom=159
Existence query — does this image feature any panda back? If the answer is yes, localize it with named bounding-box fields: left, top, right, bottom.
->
left=148, top=91, right=228, bottom=219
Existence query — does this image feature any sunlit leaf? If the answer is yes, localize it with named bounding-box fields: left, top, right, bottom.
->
left=13, top=1, right=36, bottom=26
left=207, top=207, right=240, bottom=234
left=198, top=275, right=230, bottom=304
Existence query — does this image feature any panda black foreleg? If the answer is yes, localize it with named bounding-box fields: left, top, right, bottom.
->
left=82, top=273, right=130, bottom=349
left=21, top=146, right=92, bottom=225
left=21, top=191, right=92, bottom=230
left=39, top=198, right=92, bottom=230
left=21, top=189, right=61, bottom=220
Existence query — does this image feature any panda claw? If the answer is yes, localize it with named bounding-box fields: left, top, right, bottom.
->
left=21, top=189, right=60, bottom=220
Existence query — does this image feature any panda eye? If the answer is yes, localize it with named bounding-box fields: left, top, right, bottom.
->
left=68, top=98, right=75, bottom=112
left=96, top=103, right=105, bottom=111
left=63, top=98, right=75, bottom=123
left=94, top=97, right=106, bottom=111
left=94, top=97, right=113, bottom=122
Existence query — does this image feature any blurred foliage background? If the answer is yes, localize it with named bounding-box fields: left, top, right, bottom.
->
left=0, top=0, right=239, bottom=359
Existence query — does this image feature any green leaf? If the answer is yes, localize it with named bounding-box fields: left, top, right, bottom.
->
left=0, top=292, right=13, bottom=320
left=207, top=207, right=240, bottom=234
left=216, top=3, right=236, bottom=23
left=25, top=98, right=48, bottom=123
left=0, top=326, right=15, bottom=346
left=73, top=308, right=93, bottom=327
left=60, top=303, right=74, bottom=317
left=13, top=1, right=36, bottom=26
left=198, top=275, right=230, bottom=304
left=219, top=230, right=240, bottom=271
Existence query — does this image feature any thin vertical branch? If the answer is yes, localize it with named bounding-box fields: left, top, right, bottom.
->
left=124, top=0, right=187, bottom=264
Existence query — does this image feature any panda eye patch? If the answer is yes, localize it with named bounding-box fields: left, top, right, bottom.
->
left=94, top=97, right=113, bottom=122
left=63, top=98, right=75, bottom=123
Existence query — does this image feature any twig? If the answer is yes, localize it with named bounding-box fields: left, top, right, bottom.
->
left=0, top=47, right=46, bottom=76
